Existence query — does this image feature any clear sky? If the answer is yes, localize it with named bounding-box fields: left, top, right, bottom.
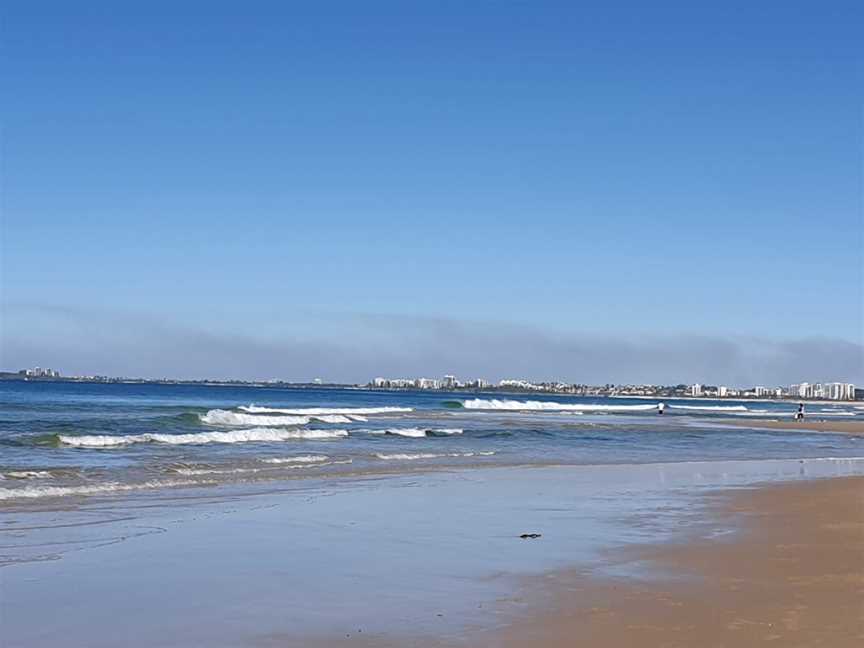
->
left=2, top=1, right=862, bottom=384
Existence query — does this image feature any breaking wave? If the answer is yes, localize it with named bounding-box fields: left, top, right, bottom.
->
left=169, top=456, right=352, bottom=474
left=0, top=470, right=55, bottom=480
left=239, top=405, right=412, bottom=416
left=368, top=428, right=464, bottom=438
left=460, top=399, right=657, bottom=412
left=669, top=405, right=749, bottom=412
left=170, top=466, right=262, bottom=476
left=200, top=409, right=310, bottom=426
left=57, top=428, right=348, bottom=447
left=259, top=455, right=330, bottom=464
left=375, top=451, right=495, bottom=460
left=0, top=479, right=206, bottom=501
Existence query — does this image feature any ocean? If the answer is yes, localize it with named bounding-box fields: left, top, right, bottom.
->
left=1, top=380, right=862, bottom=503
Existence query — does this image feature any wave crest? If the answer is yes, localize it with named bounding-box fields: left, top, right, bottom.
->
left=259, top=455, right=330, bottom=464
left=669, top=405, right=748, bottom=412
left=375, top=451, right=494, bottom=460
left=239, top=405, right=412, bottom=416
left=460, top=399, right=657, bottom=412
left=0, top=479, right=205, bottom=501
left=0, top=470, right=55, bottom=480
left=199, top=409, right=310, bottom=426
left=368, top=428, right=463, bottom=438
left=58, top=428, right=348, bottom=447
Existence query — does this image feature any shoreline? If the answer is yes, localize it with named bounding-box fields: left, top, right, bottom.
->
left=484, top=475, right=864, bottom=647
left=4, top=454, right=864, bottom=511
left=717, top=418, right=864, bottom=435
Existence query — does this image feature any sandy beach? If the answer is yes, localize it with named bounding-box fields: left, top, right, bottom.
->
left=286, top=474, right=864, bottom=647
left=485, top=475, right=864, bottom=647
left=718, top=418, right=864, bottom=435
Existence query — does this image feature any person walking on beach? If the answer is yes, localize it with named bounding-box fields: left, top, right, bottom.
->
left=795, top=403, right=805, bottom=421
left=658, top=402, right=665, bottom=415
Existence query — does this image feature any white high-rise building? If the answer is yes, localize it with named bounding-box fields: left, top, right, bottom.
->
left=689, top=384, right=702, bottom=397
left=825, top=382, right=855, bottom=400
left=788, top=382, right=855, bottom=400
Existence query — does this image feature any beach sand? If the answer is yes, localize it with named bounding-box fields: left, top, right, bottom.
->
left=718, top=418, right=864, bottom=435
left=268, top=474, right=864, bottom=648
left=486, top=475, right=864, bottom=647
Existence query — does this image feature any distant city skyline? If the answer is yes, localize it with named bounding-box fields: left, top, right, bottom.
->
left=5, top=365, right=859, bottom=401
left=2, top=2, right=861, bottom=383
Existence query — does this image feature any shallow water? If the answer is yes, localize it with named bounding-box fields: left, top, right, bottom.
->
left=2, top=459, right=863, bottom=647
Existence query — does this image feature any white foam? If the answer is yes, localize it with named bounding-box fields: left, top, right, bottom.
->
left=172, top=467, right=261, bottom=476
left=175, top=457, right=352, bottom=473
left=239, top=405, right=412, bottom=416
left=369, top=428, right=463, bottom=438
left=0, top=479, right=205, bottom=501
left=461, top=399, right=657, bottom=412
left=0, top=470, right=54, bottom=480
left=669, top=405, right=749, bottom=412
left=58, top=428, right=348, bottom=447
left=200, top=409, right=310, bottom=426
left=260, top=455, right=330, bottom=464
left=375, top=451, right=495, bottom=460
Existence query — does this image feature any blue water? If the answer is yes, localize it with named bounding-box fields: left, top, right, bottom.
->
left=1, top=381, right=861, bottom=503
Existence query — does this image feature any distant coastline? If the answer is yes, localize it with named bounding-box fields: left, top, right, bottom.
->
left=1, top=373, right=859, bottom=403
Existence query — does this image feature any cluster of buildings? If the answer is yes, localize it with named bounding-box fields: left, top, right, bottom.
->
left=370, top=375, right=489, bottom=390
left=687, top=384, right=783, bottom=399
left=499, top=379, right=584, bottom=393
left=787, top=382, right=856, bottom=401
left=19, top=367, right=61, bottom=378
left=689, top=382, right=856, bottom=401
left=368, top=375, right=859, bottom=401
left=634, top=382, right=856, bottom=401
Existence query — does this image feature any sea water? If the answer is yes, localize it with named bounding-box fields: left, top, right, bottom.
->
left=1, top=381, right=861, bottom=503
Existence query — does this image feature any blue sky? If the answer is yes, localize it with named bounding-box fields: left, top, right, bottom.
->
left=2, top=1, right=862, bottom=383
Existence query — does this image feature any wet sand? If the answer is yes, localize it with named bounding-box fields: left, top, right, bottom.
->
left=719, top=418, right=864, bottom=435
left=488, top=476, right=864, bottom=647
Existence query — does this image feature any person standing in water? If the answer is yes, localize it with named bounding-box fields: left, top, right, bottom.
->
left=795, top=403, right=805, bottom=421
left=658, top=402, right=666, bottom=415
